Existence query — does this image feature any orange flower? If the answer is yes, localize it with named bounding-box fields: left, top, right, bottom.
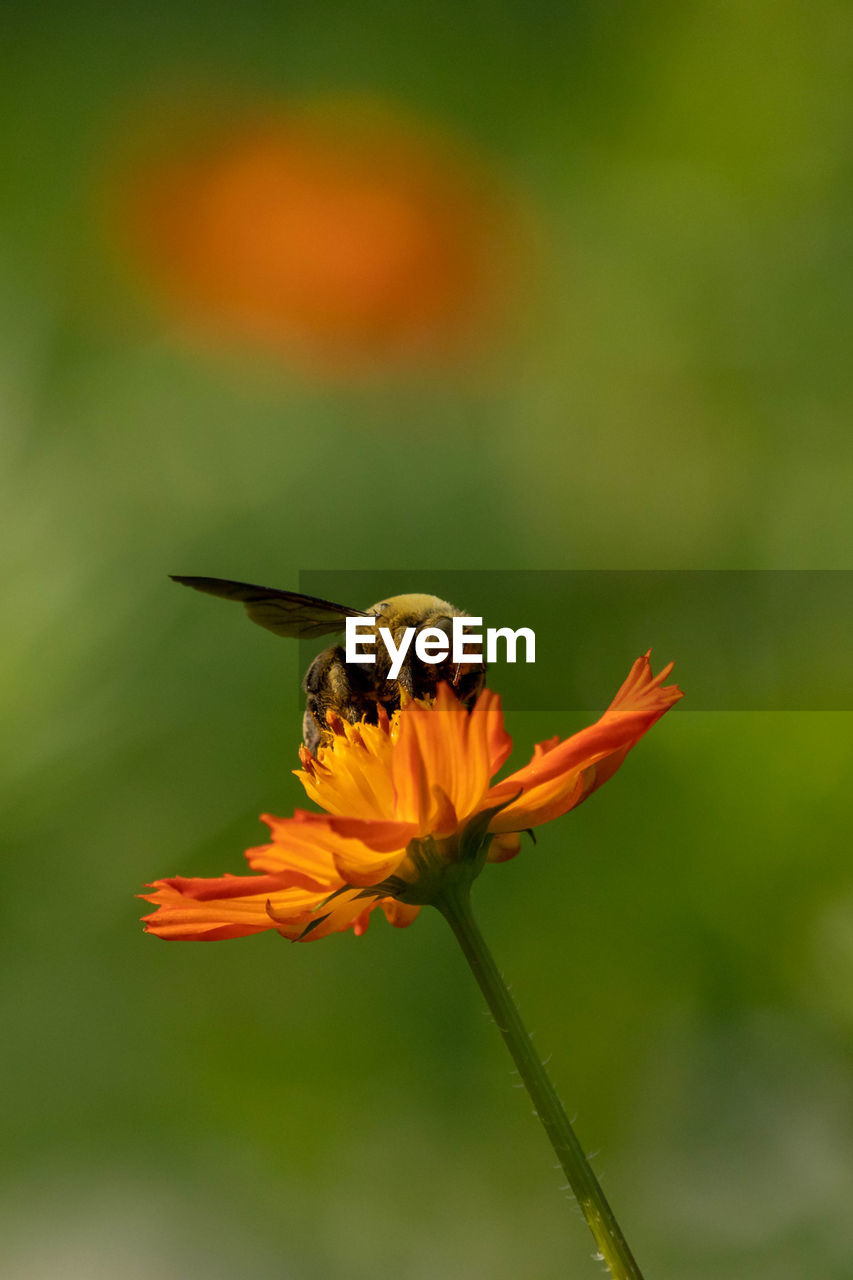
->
left=141, top=654, right=681, bottom=942
left=112, top=97, right=519, bottom=375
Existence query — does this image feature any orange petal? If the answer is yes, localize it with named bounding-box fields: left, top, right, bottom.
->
left=391, top=683, right=499, bottom=831
left=266, top=886, right=377, bottom=940
left=485, top=691, right=514, bottom=775
left=142, top=871, right=397, bottom=943
left=268, top=889, right=418, bottom=941
left=487, top=831, right=522, bottom=862
left=329, top=840, right=408, bottom=888
left=353, top=906, right=373, bottom=937
left=295, top=715, right=396, bottom=819
left=428, top=783, right=459, bottom=839
left=252, top=808, right=412, bottom=874
left=244, top=809, right=350, bottom=879
left=379, top=898, right=422, bottom=929
left=321, top=813, right=419, bottom=854
left=140, top=872, right=325, bottom=940
left=487, top=654, right=682, bottom=832
left=248, top=807, right=412, bottom=890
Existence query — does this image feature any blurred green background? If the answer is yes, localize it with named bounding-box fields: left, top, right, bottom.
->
left=3, top=2, right=853, bottom=1277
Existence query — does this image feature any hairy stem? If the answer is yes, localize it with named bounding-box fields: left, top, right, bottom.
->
left=436, top=885, right=645, bottom=1280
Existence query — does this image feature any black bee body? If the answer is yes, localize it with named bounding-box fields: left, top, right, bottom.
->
left=172, top=578, right=486, bottom=755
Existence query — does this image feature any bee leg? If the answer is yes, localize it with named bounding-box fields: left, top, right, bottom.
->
left=459, top=663, right=487, bottom=708
left=327, top=657, right=359, bottom=722
left=395, top=653, right=416, bottom=703
left=467, top=664, right=487, bottom=704
left=302, top=645, right=354, bottom=755
left=302, top=646, right=340, bottom=753
left=302, top=706, right=322, bottom=757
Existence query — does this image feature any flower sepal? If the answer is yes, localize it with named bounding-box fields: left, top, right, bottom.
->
left=367, top=795, right=520, bottom=906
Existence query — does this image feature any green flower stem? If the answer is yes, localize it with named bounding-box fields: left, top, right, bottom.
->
left=436, top=883, right=645, bottom=1280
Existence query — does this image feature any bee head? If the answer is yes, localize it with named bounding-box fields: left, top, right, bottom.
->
left=365, top=594, right=484, bottom=706
left=367, top=593, right=463, bottom=633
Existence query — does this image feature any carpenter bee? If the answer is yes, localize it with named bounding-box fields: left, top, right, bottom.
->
left=171, top=576, right=486, bottom=754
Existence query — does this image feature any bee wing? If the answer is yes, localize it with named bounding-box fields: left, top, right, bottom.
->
left=171, top=576, right=368, bottom=638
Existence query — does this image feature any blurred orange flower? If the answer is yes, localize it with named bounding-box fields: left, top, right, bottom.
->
left=114, top=98, right=517, bottom=374
left=141, top=654, right=681, bottom=942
